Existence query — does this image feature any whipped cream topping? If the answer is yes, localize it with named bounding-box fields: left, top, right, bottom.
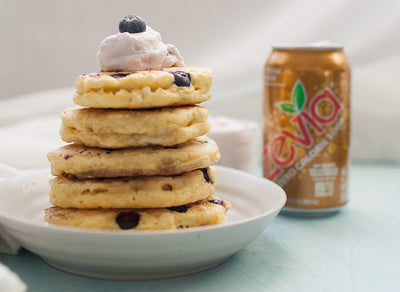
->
left=97, top=26, right=185, bottom=72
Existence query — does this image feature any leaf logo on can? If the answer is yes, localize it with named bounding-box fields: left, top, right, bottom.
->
left=277, top=81, right=306, bottom=114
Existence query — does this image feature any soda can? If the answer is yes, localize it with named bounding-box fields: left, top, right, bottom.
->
left=263, top=43, right=351, bottom=216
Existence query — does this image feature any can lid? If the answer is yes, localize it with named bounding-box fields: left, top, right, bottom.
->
left=272, top=41, right=343, bottom=50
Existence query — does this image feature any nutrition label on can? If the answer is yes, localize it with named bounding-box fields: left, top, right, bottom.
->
left=309, top=163, right=338, bottom=181
left=308, top=163, right=338, bottom=197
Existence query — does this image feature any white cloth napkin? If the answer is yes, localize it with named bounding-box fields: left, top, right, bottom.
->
left=0, top=262, right=27, bottom=292
left=0, top=225, right=21, bottom=255
left=208, top=116, right=261, bottom=174
left=0, top=164, right=22, bottom=254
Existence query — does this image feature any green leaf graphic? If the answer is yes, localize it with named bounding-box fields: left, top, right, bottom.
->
left=278, top=102, right=296, bottom=114
left=292, top=81, right=306, bottom=111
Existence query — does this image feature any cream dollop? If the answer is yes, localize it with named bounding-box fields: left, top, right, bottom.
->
left=97, top=26, right=185, bottom=72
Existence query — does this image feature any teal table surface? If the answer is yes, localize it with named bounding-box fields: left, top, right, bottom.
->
left=1, top=162, right=399, bottom=292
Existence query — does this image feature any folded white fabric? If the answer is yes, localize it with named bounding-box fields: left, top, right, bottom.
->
left=0, top=116, right=63, bottom=170
left=208, top=116, right=261, bottom=174
left=0, top=164, right=21, bottom=182
left=0, top=164, right=22, bottom=254
left=0, top=87, right=74, bottom=127
left=0, top=225, right=21, bottom=255
left=0, top=262, right=27, bottom=292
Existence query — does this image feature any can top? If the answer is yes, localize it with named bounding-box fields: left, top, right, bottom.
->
left=272, top=41, right=343, bottom=50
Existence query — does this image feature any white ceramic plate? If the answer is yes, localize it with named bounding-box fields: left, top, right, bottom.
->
left=0, top=166, right=286, bottom=280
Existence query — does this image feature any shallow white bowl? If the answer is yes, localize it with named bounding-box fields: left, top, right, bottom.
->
left=0, top=166, right=286, bottom=280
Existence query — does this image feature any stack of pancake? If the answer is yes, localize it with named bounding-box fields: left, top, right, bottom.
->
left=45, top=67, right=231, bottom=230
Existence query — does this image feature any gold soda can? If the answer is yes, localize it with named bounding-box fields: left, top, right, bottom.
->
left=263, top=44, right=351, bottom=216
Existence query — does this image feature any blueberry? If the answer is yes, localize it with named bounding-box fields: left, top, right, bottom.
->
left=116, top=211, right=140, bottom=229
left=119, top=15, right=146, bottom=34
left=167, top=205, right=189, bottom=213
left=208, top=199, right=226, bottom=208
left=161, top=70, right=191, bottom=87
left=172, top=71, right=191, bottom=87
left=111, top=73, right=131, bottom=79
left=200, top=168, right=213, bottom=184
left=83, top=73, right=101, bottom=77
